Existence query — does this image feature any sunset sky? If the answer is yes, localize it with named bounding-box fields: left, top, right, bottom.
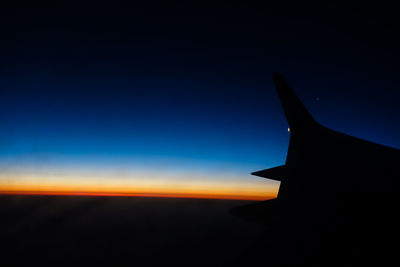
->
left=1, top=2, right=399, bottom=200
left=0, top=158, right=280, bottom=200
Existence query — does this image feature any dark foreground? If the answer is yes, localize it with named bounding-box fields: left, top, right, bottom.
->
left=0, top=195, right=267, bottom=266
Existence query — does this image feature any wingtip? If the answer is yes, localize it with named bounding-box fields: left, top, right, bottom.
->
left=272, top=72, right=289, bottom=89
left=271, top=72, right=317, bottom=131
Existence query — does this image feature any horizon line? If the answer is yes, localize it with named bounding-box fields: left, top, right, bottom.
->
left=0, top=190, right=275, bottom=201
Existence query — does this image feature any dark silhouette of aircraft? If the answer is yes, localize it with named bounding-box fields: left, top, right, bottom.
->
left=232, top=74, right=400, bottom=266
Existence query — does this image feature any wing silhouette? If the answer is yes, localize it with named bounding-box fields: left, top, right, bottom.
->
left=232, top=74, right=400, bottom=266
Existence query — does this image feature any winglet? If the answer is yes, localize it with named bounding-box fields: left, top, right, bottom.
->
left=272, top=73, right=318, bottom=132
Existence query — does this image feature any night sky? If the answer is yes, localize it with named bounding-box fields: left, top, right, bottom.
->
left=1, top=1, right=399, bottom=199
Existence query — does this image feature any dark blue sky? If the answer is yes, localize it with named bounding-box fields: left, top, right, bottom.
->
left=1, top=1, right=399, bottom=183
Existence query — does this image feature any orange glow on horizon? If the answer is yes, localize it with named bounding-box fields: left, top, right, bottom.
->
left=0, top=167, right=280, bottom=201
left=0, top=190, right=275, bottom=201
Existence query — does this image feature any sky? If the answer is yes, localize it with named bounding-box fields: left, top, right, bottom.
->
left=1, top=1, right=399, bottom=200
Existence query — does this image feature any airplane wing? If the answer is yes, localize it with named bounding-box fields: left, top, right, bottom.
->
left=232, top=73, right=400, bottom=267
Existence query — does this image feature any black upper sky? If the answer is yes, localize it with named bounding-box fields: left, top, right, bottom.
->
left=1, top=1, right=399, bottom=169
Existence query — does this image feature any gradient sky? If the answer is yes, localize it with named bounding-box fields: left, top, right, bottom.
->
left=1, top=2, right=399, bottom=199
